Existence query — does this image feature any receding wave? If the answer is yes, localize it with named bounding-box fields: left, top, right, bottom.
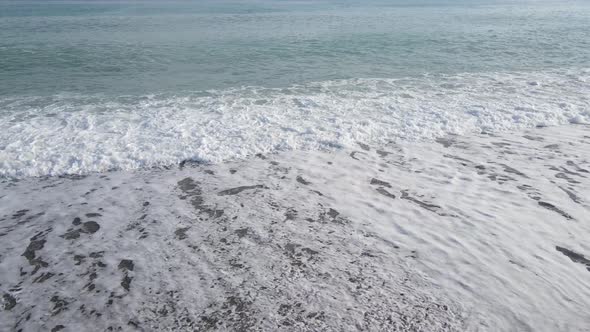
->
left=1, top=69, right=589, bottom=178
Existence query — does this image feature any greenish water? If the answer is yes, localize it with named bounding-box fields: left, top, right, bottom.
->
left=0, top=0, right=589, bottom=177
left=1, top=0, right=589, bottom=96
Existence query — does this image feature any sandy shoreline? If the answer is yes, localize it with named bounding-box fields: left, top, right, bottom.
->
left=1, top=124, right=590, bottom=331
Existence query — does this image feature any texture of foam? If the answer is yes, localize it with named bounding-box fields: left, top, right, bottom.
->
left=2, top=125, right=590, bottom=331
left=1, top=69, right=589, bottom=177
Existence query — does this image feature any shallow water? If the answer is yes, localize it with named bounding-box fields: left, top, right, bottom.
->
left=1, top=124, right=589, bottom=331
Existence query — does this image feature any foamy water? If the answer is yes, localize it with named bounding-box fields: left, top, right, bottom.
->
left=2, top=125, right=589, bottom=331
left=1, top=69, right=589, bottom=177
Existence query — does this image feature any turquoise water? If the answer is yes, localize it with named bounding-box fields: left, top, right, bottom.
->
left=0, top=0, right=589, bottom=177
left=2, top=0, right=589, bottom=95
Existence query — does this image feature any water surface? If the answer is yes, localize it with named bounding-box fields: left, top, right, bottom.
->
left=0, top=0, right=589, bottom=176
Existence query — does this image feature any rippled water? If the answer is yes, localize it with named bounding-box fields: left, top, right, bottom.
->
left=2, top=0, right=589, bottom=95
left=0, top=0, right=589, bottom=176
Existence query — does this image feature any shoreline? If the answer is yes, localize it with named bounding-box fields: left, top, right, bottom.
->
left=2, top=67, right=589, bottom=179
left=1, top=124, right=590, bottom=331
left=2, top=122, right=589, bottom=182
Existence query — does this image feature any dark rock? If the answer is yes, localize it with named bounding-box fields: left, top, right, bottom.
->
left=121, top=274, right=132, bottom=291
left=296, top=176, right=311, bottom=185
left=350, top=151, right=361, bottom=160
left=61, top=229, right=81, bottom=240
left=376, top=150, right=390, bottom=157
left=22, top=229, right=51, bottom=273
left=12, top=209, right=29, bottom=219
left=89, top=251, right=104, bottom=258
left=559, top=187, right=582, bottom=204
left=3, top=293, right=16, bottom=311
left=178, top=178, right=198, bottom=192
left=556, top=246, right=590, bottom=272
left=33, top=272, right=54, bottom=283
left=327, top=208, right=339, bottom=219
left=435, top=137, right=454, bottom=148
left=497, top=164, right=528, bottom=178
left=50, top=296, right=69, bottom=316
left=73, top=255, right=86, bottom=265
left=81, top=221, right=100, bottom=234
left=234, top=228, right=249, bottom=238
left=401, top=190, right=447, bottom=216
left=555, top=173, right=580, bottom=184
left=538, top=201, right=573, bottom=220
left=285, top=208, right=297, bottom=221
left=218, top=185, right=266, bottom=196
left=175, top=227, right=190, bottom=240
left=357, top=142, right=370, bottom=151
left=376, top=188, right=396, bottom=199
left=118, top=259, right=134, bottom=272
left=523, top=135, right=544, bottom=141
left=370, top=178, right=391, bottom=188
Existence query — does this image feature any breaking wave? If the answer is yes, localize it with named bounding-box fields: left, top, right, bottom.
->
left=1, top=68, right=589, bottom=177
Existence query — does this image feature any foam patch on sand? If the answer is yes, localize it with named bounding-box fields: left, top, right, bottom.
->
left=1, top=124, right=589, bottom=331
left=1, top=68, right=589, bottom=177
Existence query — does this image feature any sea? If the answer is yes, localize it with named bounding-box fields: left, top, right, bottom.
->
left=1, top=0, right=589, bottom=177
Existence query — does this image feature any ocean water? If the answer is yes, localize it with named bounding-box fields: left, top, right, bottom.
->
left=1, top=0, right=589, bottom=177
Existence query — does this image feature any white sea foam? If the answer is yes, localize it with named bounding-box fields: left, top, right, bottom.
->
left=1, top=125, right=589, bottom=330
left=1, top=69, right=589, bottom=177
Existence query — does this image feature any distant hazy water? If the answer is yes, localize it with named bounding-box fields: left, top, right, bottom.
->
left=0, top=0, right=589, bottom=177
